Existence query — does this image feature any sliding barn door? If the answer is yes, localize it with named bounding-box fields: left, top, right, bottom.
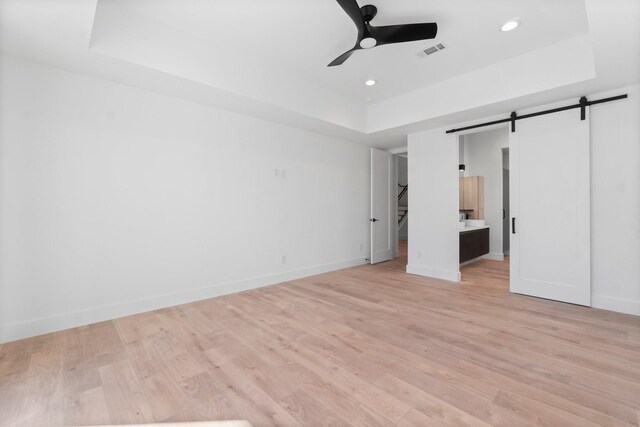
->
left=510, top=109, right=591, bottom=306
left=370, top=148, right=392, bottom=264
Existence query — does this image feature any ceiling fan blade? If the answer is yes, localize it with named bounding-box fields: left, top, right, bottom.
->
left=371, top=23, right=438, bottom=46
left=335, top=0, right=365, bottom=34
left=328, top=47, right=359, bottom=67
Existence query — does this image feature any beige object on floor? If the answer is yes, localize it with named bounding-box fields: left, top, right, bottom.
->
left=81, top=422, right=252, bottom=427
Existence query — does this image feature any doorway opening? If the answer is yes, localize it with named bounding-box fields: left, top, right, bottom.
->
left=396, top=153, right=408, bottom=260
left=502, top=147, right=510, bottom=256
left=458, top=126, right=510, bottom=284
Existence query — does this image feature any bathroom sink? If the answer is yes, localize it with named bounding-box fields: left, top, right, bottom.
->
left=458, top=221, right=466, bottom=230
left=465, top=220, right=486, bottom=227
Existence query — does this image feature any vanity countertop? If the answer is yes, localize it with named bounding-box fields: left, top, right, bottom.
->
left=459, top=225, right=490, bottom=233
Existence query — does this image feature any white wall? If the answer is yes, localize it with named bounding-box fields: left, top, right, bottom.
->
left=397, top=156, right=408, bottom=187
left=407, top=130, right=460, bottom=282
left=465, top=127, right=509, bottom=260
left=408, top=85, right=640, bottom=316
left=0, top=55, right=370, bottom=342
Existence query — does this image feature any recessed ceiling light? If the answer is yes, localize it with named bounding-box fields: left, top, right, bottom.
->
left=365, top=79, right=376, bottom=86
left=501, top=20, right=520, bottom=32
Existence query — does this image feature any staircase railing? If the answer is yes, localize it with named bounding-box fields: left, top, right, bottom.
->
left=398, top=184, right=408, bottom=201
left=398, top=184, right=408, bottom=224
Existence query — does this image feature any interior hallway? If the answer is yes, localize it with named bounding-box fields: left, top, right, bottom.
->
left=1, top=242, right=639, bottom=426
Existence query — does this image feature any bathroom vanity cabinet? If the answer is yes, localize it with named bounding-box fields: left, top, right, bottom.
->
left=459, top=227, right=490, bottom=263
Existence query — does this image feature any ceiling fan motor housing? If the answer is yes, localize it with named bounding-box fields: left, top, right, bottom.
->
left=360, top=5, right=378, bottom=22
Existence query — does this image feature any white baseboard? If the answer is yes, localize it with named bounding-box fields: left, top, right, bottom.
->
left=459, top=252, right=504, bottom=267
left=592, top=294, right=640, bottom=316
left=482, top=252, right=505, bottom=261
left=0, top=257, right=368, bottom=343
left=406, top=264, right=460, bottom=282
left=459, top=258, right=482, bottom=267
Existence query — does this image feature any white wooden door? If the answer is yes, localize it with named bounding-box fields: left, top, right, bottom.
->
left=510, top=108, right=591, bottom=306
left=370, top=148, right=392, bottom=264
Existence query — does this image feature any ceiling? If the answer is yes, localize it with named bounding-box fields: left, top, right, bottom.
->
left=117, top=0, right=589, bottom=103
left=0, top=0, right=638, bottom=149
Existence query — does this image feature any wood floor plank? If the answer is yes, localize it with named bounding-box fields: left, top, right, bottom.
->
left=23, top=348, right=65, bottom=426
left=63, top=386, right=111, bottom=426
left=178, top=372, right=242, bottom=421
left=200, top=363, right=302, bottom=427
left=279, top=388, right=349, bottom=426
left=98, top=359, right=155, bottom=424
left=0, top=340, right=32, bottom=389
left=0, top=381, right=30, bottom=426
left=374, top=373, right=493, bottom=427
left=282, top=362, right=395, bottom=426
left=397, top=408, right=441, bottom=427
left=1, top=241, right=639, bottom=426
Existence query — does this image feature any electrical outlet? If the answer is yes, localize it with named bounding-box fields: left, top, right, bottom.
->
left=274, top=168, right=280, bottom=177
left=281, top=255, right=287, bottom=264
left=418, top=251, right=422, bottom=259
left=359, top=243, right=363, bottom=252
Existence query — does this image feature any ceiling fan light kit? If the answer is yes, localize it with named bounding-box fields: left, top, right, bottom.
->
left=359, top=37, right=377, bottom=49
left=329, top=0, right=438, bottom=66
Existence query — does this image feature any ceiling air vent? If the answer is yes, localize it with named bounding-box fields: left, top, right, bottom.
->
left=423, top=46, right=438, bottom=55
left=423, top=43, right=446, bottom=55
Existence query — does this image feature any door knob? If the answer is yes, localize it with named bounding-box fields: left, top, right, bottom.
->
left=370, top=218, right=379, bottom=222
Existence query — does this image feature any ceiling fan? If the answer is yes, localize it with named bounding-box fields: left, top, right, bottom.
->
left=328, top=0, right=438, bottom=67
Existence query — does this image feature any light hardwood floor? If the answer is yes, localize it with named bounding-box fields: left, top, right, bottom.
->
left=1, top=241, right=640, bottom=426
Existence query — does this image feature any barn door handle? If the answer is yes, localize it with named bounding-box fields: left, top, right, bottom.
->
left=512, top=217, right=516, bottom=234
